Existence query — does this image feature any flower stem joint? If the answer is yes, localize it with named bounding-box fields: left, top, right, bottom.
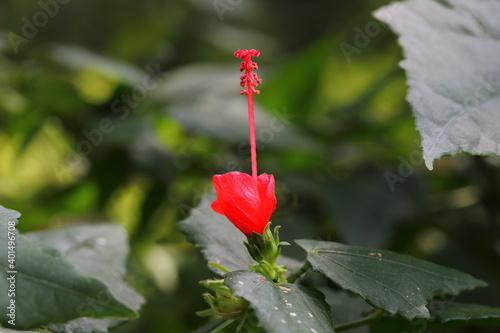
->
left=245, top=223, right=290, bottom=283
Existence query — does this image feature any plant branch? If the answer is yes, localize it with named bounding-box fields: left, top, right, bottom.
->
left=287, top=261, right=311, bottom=283
left=210, top=318, right=235, bottom=333
left=333, top=310, right=384, bottom=332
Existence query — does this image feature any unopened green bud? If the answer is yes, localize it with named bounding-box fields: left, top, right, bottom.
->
left=199, top=279, right=249, bottom=320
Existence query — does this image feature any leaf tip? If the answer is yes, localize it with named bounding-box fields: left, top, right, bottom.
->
left=425, top=161, right=434, bottom=170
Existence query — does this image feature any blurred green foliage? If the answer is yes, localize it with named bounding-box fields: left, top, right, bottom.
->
left=1, top=0, right=499, bottom=332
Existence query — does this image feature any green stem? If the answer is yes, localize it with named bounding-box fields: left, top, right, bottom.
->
left=333, top=310, right=383, bottom=332
left=210, top=319, right=235, bottom=333
left=287, top=261, right=311, bottom=283
left=209, top=262, right=231, bottom=274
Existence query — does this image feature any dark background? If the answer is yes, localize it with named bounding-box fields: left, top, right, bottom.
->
left=1, top=0, right=499, bottom=332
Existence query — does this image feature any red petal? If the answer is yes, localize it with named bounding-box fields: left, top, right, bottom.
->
left=254, top=173, right=276, bottom=234
left=211, top=172, right=276, bottom=236
left=212, top=173, right=258, bottom=235
left=211, top=200, right=224, bottom=215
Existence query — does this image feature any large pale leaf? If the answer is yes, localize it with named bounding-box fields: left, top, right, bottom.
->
left=25, top=224, right=144, bottom=333
left=179, top=191, right=301, bottom=275
left=225, top=271, right=335, bottom=333
left=374, top=0, right=500, bottom=169
left=296, top=240, right=487, bottom=319
left=0, top=206, right=137, bottom=330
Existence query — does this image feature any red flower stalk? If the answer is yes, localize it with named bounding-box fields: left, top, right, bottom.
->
left=211, top=49, right=276, bottom=236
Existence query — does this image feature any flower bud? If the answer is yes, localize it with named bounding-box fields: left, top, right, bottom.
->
left=199, top=279, right=249, bottom=319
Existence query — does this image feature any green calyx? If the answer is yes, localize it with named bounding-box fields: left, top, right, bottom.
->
left=198, top=279, right=249, bottom=320
left=249, top=260, right=288, bottom=284
left=244, top=223, right=290, bottom=283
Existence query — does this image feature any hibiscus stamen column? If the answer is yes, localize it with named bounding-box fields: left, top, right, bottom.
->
left=235, top=49, right=262, bottom=182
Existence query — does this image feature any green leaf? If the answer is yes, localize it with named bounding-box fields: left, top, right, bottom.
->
left=192, top=318, right=226, bottom=333
left=25, top=224, right=144, bottom=333
left=0, top=205, right=137, bottom=330
left=179, top=191, right=301, bottom=275
left=370, top=302, right=500, bottom=332
left=296, top=240, right=487, bottom=319
left=225, top=271, right=335, bottom=333
left=374, top=0, right=500, bottom=169
left=431, top=302, right=500, bottom=324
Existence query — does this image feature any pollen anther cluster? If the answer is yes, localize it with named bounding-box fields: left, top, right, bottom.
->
left=235, top=49, right=262, bottom=95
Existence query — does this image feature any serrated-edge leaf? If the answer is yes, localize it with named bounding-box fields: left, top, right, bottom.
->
left=296, top=240, right=487, bottom=320
left=374, top=0, right=500, bottom=169
left=26, top=223, right=144, bottom=333
left=371, top=302, right=500, bottom=332
left=26, top=223, right=144, bottom=310
left=0, top=206, right=137, bottom=330
left=430, top=302, right=500, bottom=323
left=225, top=271, right=335, bottom=333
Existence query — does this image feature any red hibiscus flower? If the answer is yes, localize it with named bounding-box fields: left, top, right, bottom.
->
left=211, top=172, right=276, bottom=236
left=211, top=49, right=277, bottom=236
